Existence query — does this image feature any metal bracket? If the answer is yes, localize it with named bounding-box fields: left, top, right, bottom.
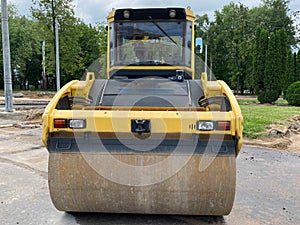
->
left=131, top=120, right=151, bottom=134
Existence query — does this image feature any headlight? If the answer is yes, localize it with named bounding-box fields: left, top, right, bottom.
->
left=123, top=10, right=130, bottom=19
left=169, top=9, right=176, bottom=18
left=196, top=120, right=231, bottom=131
left=69, top=119, right=86, bottom=129
left=197, top=121, right=214, bottom=131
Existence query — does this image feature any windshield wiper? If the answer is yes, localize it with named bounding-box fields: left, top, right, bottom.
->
left=148, top=16, right=178, bottom=46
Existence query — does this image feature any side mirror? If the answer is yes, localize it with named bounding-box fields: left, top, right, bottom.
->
left=195, top=37, right=203, bottom=54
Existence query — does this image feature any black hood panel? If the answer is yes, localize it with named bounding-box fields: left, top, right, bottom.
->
left=102, top=79, right=188, bottom=107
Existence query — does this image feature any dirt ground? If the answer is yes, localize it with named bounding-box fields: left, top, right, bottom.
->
left=1, top=93, right=299, bottom=225
left=244, top=133, right=300, bottom=154
left=14, top=91, right=55, bottom=99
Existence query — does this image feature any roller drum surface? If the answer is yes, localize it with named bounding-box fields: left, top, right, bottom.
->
left=48, top=152, right=236, bottom=215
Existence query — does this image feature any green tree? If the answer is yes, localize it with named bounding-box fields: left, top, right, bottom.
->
left=207, top=13, right=229, bottom=83
left=74, top=21, right=107, bottom=79
left=263, top=0, right=297, bottom=45
left=203, top=0, right=298, bottom=95
left=195, top=14, right=210, bottom=38
left=95, top=22, right=108, bottom=79
left=250, top=0, right=296, bottom=45
left=276, top=28, right=288, bottom=91
left=252, top=27, right=269, bottom=94
left=194, top=13, right=211, bottom=69
left=209, top=3, right=252, bottom=92
left=285, top=81, right=300, bottom=106
left=96, top=22, right=107, bottom=56
left=31, top=0, right=82, bottom=87
left=77, top=23, right=100, bottom=68
left=0, top=4, right=42, bottom=90
left=259, top=32, right=281, bottom=103
left=10, top=16, right=43, bottom=89
left=284, top=50, right=298, bottom=93
left=296, top=51, right=300, bottom=81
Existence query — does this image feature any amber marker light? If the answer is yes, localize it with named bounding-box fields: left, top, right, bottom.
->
left=216, top=121, right=231, bottom=130
left=54, top=119, right=67, bottom=128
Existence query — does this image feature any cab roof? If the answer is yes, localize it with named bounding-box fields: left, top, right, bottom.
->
left=107, top=8, right=195, bottom=22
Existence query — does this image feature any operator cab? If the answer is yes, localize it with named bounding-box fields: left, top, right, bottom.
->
left=107, top=8, right=195, bottom=79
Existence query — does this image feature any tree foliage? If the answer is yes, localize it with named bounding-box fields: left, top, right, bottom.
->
left=10, top=16, right=43, bottom=89
left=284, top=51, right=298, bottom=92
left=285, top=81, right=300, bottom=106
left=253, top=28, right=290, bottom=103
left=0, top=0, right=299, bottom=92
left=0, top=5, right=42, bottom=89
left=30, top=0, right=105, bottom=87
left=0, top=2, right=105, bottom=90
left=31, top=0, right=82, bottom=86
left=260, top=32, right=281, bottom=103
left=195, top=0, right=299, bottom=102
left=252, top=27, right=269, bottom=93
left=205, top=3, right=254, bottom=92
left=297, top=51, right=300, bottom=81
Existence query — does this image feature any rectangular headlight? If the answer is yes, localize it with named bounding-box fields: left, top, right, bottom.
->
left=197, top=121, right=214, bottom=131
left=69, top=119, right=86, bottom=129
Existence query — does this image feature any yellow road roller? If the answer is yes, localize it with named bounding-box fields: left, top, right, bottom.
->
left=42, top=7, right=243, bottom=215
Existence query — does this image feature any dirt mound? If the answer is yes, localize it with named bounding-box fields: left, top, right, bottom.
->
left=244, top=115, right=300, bottom=154
left=20, top=91, right=54, bottom=99
left=267, top=115, right=300, bottom=137
left=25, top=108, right=45, bottom=121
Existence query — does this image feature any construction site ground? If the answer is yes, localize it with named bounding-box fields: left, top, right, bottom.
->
left=0, top=92, right=299, bottom=224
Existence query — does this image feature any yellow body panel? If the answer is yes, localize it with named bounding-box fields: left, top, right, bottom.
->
left=219, top=80, right=244, bottom=152
left=70, top=72, right=95, bottom=98
left=42, top=80, right=79, bottom=145
left=48, top=110, right=235, bottom=135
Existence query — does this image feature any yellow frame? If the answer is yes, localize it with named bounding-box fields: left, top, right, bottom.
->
left=106, top=8, right=196, bottom=79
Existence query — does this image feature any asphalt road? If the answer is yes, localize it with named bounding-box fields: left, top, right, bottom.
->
left=0, top=123, right=299, bottom=225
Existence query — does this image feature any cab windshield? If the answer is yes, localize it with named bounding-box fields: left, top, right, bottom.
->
left=110, top=21, right=192, bottom=67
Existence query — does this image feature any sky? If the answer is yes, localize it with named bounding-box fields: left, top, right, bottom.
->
left=8, top=0, right=300, bottom=25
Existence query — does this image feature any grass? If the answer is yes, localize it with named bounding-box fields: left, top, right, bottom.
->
left=238, top=99, right=300, bottom=138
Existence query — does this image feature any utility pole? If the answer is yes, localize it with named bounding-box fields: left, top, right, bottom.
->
left=41, top=39, right=47, bottom=89
left=1, top=0, right=13, bottom=112
left=210, top=46, right=213, bottom=81
left=205, top=44, right=208, bottom=75
left=55, top=18, right=60, bottom=91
